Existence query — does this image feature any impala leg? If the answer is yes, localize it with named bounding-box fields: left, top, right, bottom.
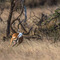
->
left=10, top=38, right=13, bottom=45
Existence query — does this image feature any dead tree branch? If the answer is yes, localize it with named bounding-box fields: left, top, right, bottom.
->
left=6, top=0, right=15, bottom=37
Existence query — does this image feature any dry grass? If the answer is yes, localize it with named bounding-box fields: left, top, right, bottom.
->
left=0, top=39, right=60, bottom=60
left=0, top=5, right=60, bottom=60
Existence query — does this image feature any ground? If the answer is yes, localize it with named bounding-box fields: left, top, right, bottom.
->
left=0, top=39, right=60, bottom=60
left=0, top=5, right=60, bottom=60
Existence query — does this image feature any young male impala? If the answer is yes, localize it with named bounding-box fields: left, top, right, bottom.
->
left=10, top=32, right=23, bottom=46
left=10, top=27, right=32, bottom=46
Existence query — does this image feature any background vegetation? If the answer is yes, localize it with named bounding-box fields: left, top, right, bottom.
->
left=0, top=0, right=60, bottom=42
left=0, top=0, right=60, bottom=60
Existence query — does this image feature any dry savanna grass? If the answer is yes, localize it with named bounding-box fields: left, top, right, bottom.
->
left=0, top=38, right=60, bottom=60
left=0, top=5, right=60, bottom=60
